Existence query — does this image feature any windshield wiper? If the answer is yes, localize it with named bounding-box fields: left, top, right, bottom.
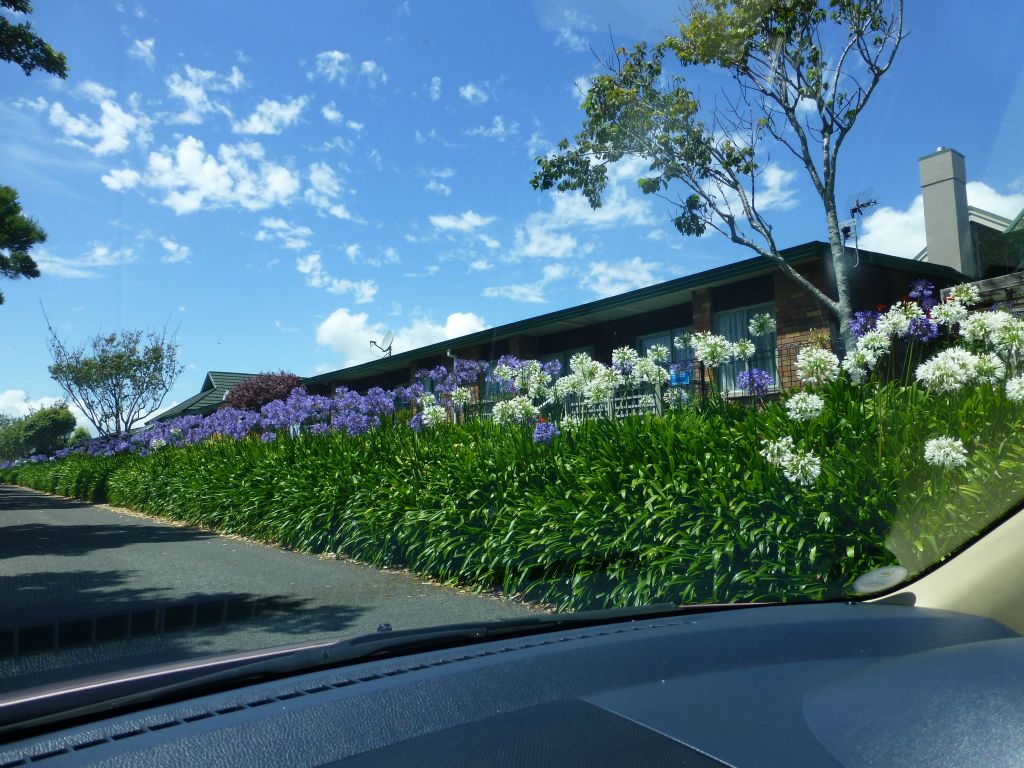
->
left=0, top=601, right=767, bottom=740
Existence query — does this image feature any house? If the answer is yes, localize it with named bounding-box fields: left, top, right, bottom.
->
left=157, top=148, right=1022, bottom=416
left=304, top=147, right=1021, bottom=398
left=150, top=371, right=258, bottom=422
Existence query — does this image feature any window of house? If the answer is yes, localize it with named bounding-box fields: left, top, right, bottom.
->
left=638, top=328, right=694, bottom=367
left=712, top=302, right=777, bottom=393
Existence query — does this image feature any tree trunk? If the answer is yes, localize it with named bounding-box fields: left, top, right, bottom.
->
left=824, top=203, right=854, bottom=352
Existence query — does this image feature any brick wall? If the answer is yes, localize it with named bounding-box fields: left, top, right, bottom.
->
left=773, top=263, right=834, bottom=387
left=693, top=288, right=712, bottom=332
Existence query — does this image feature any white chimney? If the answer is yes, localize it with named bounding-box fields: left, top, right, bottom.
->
left=919, top=148, right=976, bottom=277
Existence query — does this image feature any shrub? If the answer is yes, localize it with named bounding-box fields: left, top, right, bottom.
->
left=223, top=371, right=303, bottom=411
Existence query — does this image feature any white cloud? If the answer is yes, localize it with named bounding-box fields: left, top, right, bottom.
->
left=755, top=165, right=799, bottom=211
left=526, top=131, right=553, bottom=158
left=859, top=181, right=1024, bottom=258
left=428, top=75, right=441, bottom=101
left=312, top=50, right=352, bottom=84
left=100, top=167, right=141, bottom=190
left=0, top=390, right=63, bottom=419
left=128, top=38, right=155, bottom=68
left=466, top=115, right=517, bottom=142
left=429, top=210, right=495, bottom=232
left=425, top=179, right=451, bottom=196
left=165, top=64, right=244, bottom=124
left=367, top=148, right=383, bottom=170
left=34, top=243, right=136, bottom=278
left=346, top=243, right=400, bottom=267
left=359, top=60, right=387, bottom=87
left=310, top=52, right=386, bottom=88
left=316, top=308, right=488, bottom=366
left=321, top=101, right=343, bottom=124
left=134, top=136, right=300, bottom=214
left=508, top=176, right=654, bottom=261
left=48, top=86, right=152, bottom=156
left=458, top=83, right=489, bottom=105
left=346, top=119, right=364, bottom=132
left=554, top=9, right=595, bottom=52
left=430, top=167, right=454, bottom=179
left=305, top=161, right=359, bottom=220
left=478, top=233, right=500, bottom=249
left=275, top=320, right=299, bottom=333
left=255, top=217, right=313, bottom=250
left=483, top=263, right=568, bottom=303
left=159, top=237, right=191, bottom=263
left=580, top=257, right=663, bottom=297
left=14, top=96, right=48, bottom=112
left=296, top=253, right=378, bottom=303
left=571, top=75, right=591, bottom=105
left=469, top=258, right=493, bottom=271
left=231, top=96, right=308, bottom=135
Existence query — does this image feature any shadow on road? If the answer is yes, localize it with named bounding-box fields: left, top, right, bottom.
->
left=0, top=487, right=91, bottom=511
left=0, top=521, right=220, bottom=560
left=0, top=567, right=368, bottom=693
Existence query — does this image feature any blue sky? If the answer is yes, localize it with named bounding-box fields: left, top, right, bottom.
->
left=1, top=0, right=1023, bottom=424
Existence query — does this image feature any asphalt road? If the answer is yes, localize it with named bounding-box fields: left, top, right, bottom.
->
left=0, top=485, right=539, bottom=692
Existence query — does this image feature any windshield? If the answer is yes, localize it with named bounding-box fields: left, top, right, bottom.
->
left=1, top=0, right=1023, bottom=696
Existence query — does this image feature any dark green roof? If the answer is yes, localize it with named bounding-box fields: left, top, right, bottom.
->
left=304, top=241, right=964, bottom=388
left=1007, top=207, right=1024, bottom=234
left=149, top=371, right=258, bottom=422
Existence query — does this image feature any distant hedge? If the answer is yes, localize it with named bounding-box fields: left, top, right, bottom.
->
left=4, top=386, right=1022, bottom=611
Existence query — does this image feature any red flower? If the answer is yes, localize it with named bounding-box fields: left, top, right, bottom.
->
left=876, top=303, right=887, bottom=312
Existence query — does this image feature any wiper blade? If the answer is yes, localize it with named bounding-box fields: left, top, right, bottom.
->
left=0, top=601, right=765, bottom=740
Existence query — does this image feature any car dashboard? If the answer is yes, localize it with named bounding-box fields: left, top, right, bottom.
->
left=0, top=602, right=1020, bottom=767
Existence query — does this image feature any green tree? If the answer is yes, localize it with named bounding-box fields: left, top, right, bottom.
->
left=1, top=1, right=67, bottom=304
left=0, top=0, right=68, bottom=78
left=46, top=323, right=184, bottom=435
left=19, top=403, right=75, bottom=455
left=531, top=0, right=905, bottom=344
left=68, top=425, right=91, bottom=446
left=0, top=413, right=24, bottom=460
left=0, top=185, right=45, bottom=305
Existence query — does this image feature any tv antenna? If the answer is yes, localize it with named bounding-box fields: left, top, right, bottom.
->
left=370, top=330, right=394, bottom=357
left=839, top=193, right=878, bottom=269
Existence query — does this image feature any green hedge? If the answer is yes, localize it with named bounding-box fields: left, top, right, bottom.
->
left=4, top=383, right=1022, bottom=610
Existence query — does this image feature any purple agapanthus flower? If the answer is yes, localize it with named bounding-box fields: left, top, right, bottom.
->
left=908, top=279, right=935, bottom=301
left=850, top=310, right=882, bottom=339
left=407, top=412, right=423, bottom=433
left=903, top=316, right=940, bottom=343
left=736, top=367, right=772, bottom=398
left=260, top=432, right=276, bottom=443
left=532, top=421, right=560, bottom=445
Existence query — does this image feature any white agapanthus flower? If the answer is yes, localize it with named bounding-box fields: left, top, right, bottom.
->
left=959, top=311, right=1013, bottom=347
left=993, top=316, right=1024, bottom=359
left=857, top=329, right=892, bottom=356
left=150, top=438, right=166, bottom=450
left=638, top=394, right=656, bottom=409
left=645, top=343, right=670, bottom=363
left=782, top=449, right=822, bottom=486
left=785, top=392, right=825, bottom=421
left=930, top=300, right=969, bottom=328
left=732, top=338, right=757, bottom=360
left=749, top=313, right=776, bottom=337
left=569, top=352, right=602, bottom=378
left=631, top=357, right=667, bottom=385
left=842, top=348, right=877, bottom=384
left=515, top=360, right=551, bottom=400
left=690, top=332, right=734, bottom=366
left=947, top=283, right=981, bottom=306
left=585, top=367, right=623, bottom=405
left=491, top=395, right=539, bottom=425
left=553, top=373, right=585, bottom=401
left=451, top=387, right=473, bottom=406
left=915, top=347, right=979, bottom=393
left=1006, top=376, right=1024, bottom=403
left=796, top=347, right=840, bottom=385
left=973, top=352, right=1006, bottom=385
left=665, top=388, right=690, bottom=410
left=421, top=402, right=448, bottom=427
left=760, top=436, right=794, bottom=468
left=612, top=345, right=640, bottom=370
left=673, top=333, right=692, bottom=351
left=923, top=436, right=968, bottom=468
left=876, top=302, right=923, bottom=338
